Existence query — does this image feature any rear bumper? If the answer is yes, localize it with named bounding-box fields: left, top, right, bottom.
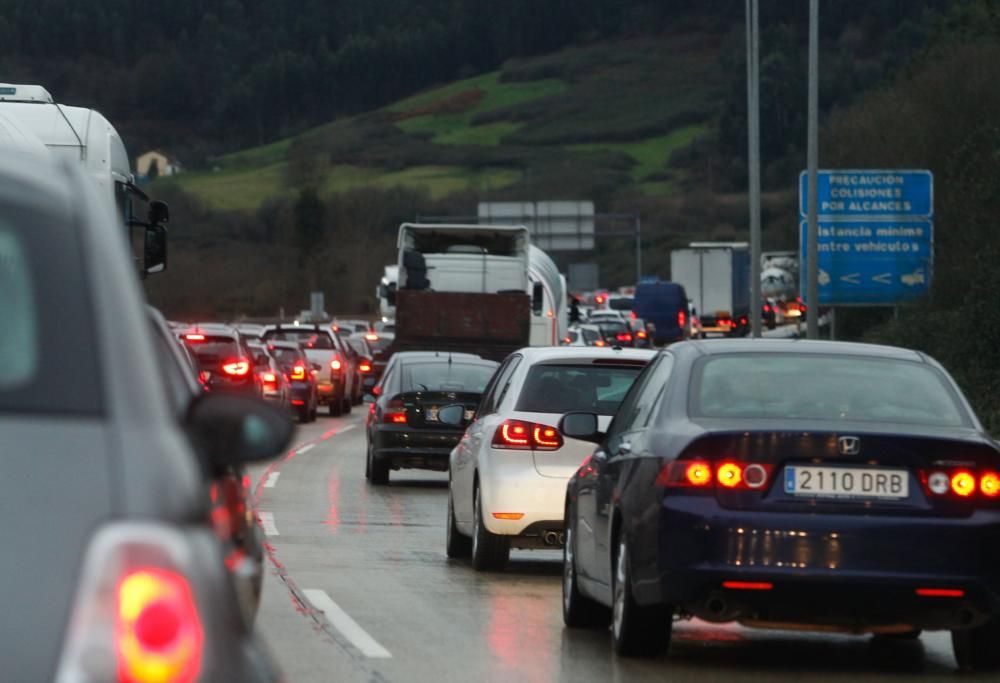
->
left=372, top=425, right=463, bottom=471
left=315, top=379, right=342, bottom=405
left=479, top=455, right=569, bottom=536
left=630, top=495, right=1000, bottom=629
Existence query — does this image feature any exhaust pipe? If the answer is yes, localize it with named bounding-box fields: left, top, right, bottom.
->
left=543, top=531, right=563, bottom=546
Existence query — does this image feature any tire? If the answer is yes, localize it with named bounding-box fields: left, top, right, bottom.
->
left=563, top=517, right=611, bottom=628
left=297, top=405, right=310, bottom=423
left=446, top=492, right=472, bottom=559
left=309, top=400, right=318, bottom=422
left=329, top=395, right=343, bottom=417
left=369, top=446, right=389, bottom=485
left=952, top=619, right=1000, bottom=671
left=612, top=536, right=672, bottom=657
left=343, top=397, right=352, bottom=414
left=364, top=441, right=372, bottom=481
left=471, top=485, right=509, bottom=571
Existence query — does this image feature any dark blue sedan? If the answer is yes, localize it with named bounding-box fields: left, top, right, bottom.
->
left=560, top=339, right=1000, bottom=671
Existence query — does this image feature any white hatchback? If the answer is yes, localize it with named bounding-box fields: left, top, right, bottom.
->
left=444, top=346, right=655, bottom=570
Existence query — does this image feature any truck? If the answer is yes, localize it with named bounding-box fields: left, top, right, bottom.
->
left=389, top=223, right=533, bottom=361
left=670, top=242, right=751, bottom=337
left=527, top=245, right=568, bottom=347
left=376, top=265, right=399, bottom=320
left=0, top=83, right=169, bottom=277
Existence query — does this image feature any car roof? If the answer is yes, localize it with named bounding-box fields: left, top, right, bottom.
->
left=181, top=323, right=238, bottom=338
left=512, top=346, right=656, bottom=363
left=680, top=338, right=926, bottom=362
left=398, top=355, right=497, bottom=367
left=392, top=351, right=484, bottom=361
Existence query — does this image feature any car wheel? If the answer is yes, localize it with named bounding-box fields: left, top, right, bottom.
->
left=369, top=447, right=389, bottom=485
left=297, top=405, right=309, bottom=423
left=446, top=492, right=472, bottom=559
left=563, top=518, right=611, bottom=628
left=343, top=397, right=352, bottom=415
left=330, top=396, right=343, bottom=417
left=612, top=536, right=672, bottom=657
left=364, top=440, right=372, bottom=481
left=952, top=618, right=1000, bottom=671
left=471, top=485, right=509, bottom=571
left=310, top=399, right=318, bottom=422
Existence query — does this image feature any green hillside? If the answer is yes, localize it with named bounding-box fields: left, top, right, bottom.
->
left=156, top=34, right=722, bottom=211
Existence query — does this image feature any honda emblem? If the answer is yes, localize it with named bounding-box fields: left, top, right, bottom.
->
left=838, top=436, right=861, bottom=456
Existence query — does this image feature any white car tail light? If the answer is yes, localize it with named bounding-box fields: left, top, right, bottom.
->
left=56, top=523, right=209, bottom=683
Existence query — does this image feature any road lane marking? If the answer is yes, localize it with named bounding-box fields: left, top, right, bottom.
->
left=297, top=443, right=316, bottom=455
left=338, top=424, right=356, bottom=434
left=264, top=472, right=281, bottom=488
left=259, top=511, right=279, bottom=536
left=303, top=589, right=392, bottom=659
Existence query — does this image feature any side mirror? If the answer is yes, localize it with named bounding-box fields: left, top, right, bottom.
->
left=144, top=224, right=167, bottom=275
left=437, top=404, right=465, bottom=427
left=148, top=199, right=170, bottom=225
left=559, top=412, right=602, bottom=443
left=187, top=393, right=293, bottom=466
left=363, top=394, right=376, bottom=404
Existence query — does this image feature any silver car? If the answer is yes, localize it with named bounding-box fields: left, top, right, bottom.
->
left=0, top=152, right=290, bottom=681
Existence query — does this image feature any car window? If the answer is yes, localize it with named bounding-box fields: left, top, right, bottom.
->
left=271, top=347, right=304, bottom=366
left=583, top=328, right=600, bottom=343
left=150, top=326, right=197, bottom=414
left=264, top=329, right=335, bottom=350
left=624, top=353, right=675, bottom=430
left=0, top=209, right=102, bottom=415
left=478, top=355, right=520, bottom=416
left=605, top=354, right=672, bottom=439
left=566, top=331, right=579, bottom=343
left=691, top=354, right=969, bottom=427
left=401, top=362, right=497, bottom=393
left=515, top=363, right=645, bottom=416
left=492, top=356, right=523, bottom=412
left=183, top=336, right=240, bottom=369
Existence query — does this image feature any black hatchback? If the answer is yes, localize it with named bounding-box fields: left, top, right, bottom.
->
left=365, top=353, right=498, bottom=485
left=180, top=324, right=259, bottom=397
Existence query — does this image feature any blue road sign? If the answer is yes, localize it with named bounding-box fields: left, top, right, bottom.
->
left=800, top=219, right=932, bottom=305
left=799, top=170, right=933, bottom=218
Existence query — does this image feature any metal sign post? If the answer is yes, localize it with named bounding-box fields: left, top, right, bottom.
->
left=746, top=0, right=762, bottom=338
left=806, top=0, right=820, bottom=339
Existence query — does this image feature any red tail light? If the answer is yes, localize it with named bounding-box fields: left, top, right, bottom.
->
left=615, top=333, right=633, bottom=343
left=359, top=361, right=372, bottom=373
left=637, top=330, right=648, bottom=339
left=920, top=468, right=1000, bottom=502
left=330, top=358, right=342, bottom=371
left=183, top=334, right=205, bottom=342
left=290, top=365, right=306, bottom=381
left=678, top=310, right=686, bottom=328
left=594, top=340, right=606, bottom=347
left=656, top=460, right=773, bottom=491
left=197, top=371, right=209, bottom=386
left=262, top=372, right=277, bottom=383
left=221, top=359, right=250, bottom=376
left=116, top=567, right=204, bottom=683
left=630, top=311, right=637, bottom=319
left=723, top=581, right=773, bottom=591
left=383, top=399, right=407, bottom=424
left=365, top=333, right=379, bottom=342
left=492, top=419, right=563, bottom=451
left=916, top=588, right=965, bottom=598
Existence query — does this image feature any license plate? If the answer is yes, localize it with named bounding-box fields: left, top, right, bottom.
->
left=784, top=466, right=909, bottom=499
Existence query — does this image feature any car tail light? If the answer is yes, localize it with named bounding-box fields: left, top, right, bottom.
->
left=615, top=332, right=633, bottom=343
left=678, top=310, right=686, bottom=328
left=55, top=523, right=208, bottom=683
left=723, top=581, right=773, bottom=591
left=359, top=361, right=372, bottom=373
left=921, top=468, right=1000, bottom=502
left=116, top=568, right=204, bottom=683
left=656, top=460, right=773, bottom=491
left=383, top=399, right=407, bottom=424
left=630, top=311, right=637, bottom=319
left=491, top=419, right=563, bottom=451
left=365, top=333, right=379, bottom=342
left=221, top=358, right=250, bottom=377
left=262, top=372, right=277, bottom=383
left=636, top=330, right=648, bottom=339
left=916, top=588, right=965, bottom=598
left=330, top=358, right=343, bottom=371
left=197, top=371, right=209, bottom=387
left=290, top=365, right=307, bottom=380
left=594, top=339, right=606, bottom=347
left=183, top=334, right=205, bottom=342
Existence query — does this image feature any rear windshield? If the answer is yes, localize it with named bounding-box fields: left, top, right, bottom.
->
left=597, top=321, right=628, bottom=335
left=401, top=362, right=497, bottom=393
left=516, top=363, right=644, bottom=415
left=270, top=348, right=303, bottom=366
left=264, top=329, right=335, bottom=350
left=608, top=297, right=633, bottom=311
left=184, top=336, right=239, bottom=368
left=691, top=354, right=970, bottom=427
left=0, top=208, right=102, bottom=415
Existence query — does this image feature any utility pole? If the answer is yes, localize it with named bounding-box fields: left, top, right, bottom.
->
left=806, top=0, right=820, bottom=339
left=746, top=0, right=762, bottom=338
left=634, top=214, right=642, bottom=283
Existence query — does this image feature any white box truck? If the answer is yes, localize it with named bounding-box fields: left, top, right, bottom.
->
left=670, top=242, right=751, bottom=336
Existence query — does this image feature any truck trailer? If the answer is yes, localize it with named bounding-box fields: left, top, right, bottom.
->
left=670, top=242, right=751, bottom=337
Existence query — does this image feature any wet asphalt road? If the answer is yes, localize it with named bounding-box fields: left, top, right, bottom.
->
left=251, top=413, right=988, bottom=683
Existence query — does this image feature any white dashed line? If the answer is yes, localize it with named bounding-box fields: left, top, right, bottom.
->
left=337, top=424, right=356, bottom=434
left=258, top=511, right=279, bottom=536
left=296, top=443, right=315, bottom=455
left=303, top=589, right=392, bottom=659
left=264, top=472, right=281, bottom=488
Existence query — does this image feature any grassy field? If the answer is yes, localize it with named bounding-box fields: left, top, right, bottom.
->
left=160, top=33, right=724, bottom=212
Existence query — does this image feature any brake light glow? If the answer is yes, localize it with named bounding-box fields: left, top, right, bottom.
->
left=116, top=568, right=203, bottom=683
left=723, top=581, right=773, bottom=591
left=221, top=359, right=250, bottom=376
left=594, top=340, right=606, bottom=347
left=981, top=472, right=1000, bottom=498
left=359, top=361, right=372, bottom=373
left=290, top=365, right=306, bottom=381
left=492, top=420, right=562, bottom=451
left=365, top=333, right=379, bottom=341
left=686, top=463, right=712, bottom=486
left=615, top=333, right=633, bottom=343
left=183, top=334, right=205, bottom=342
left=262, top=372, right=277, bottom=383
left=916, top=588, right=965, bottom=598
left=330, top=358, right=342, bottom=371
left=678, top=310, right=686, bottom=328
left=717, top=462, right=743, bottom=488
left=951, top=471, right=976, bottom=497
left=637, top=330, right=648, bottom=339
